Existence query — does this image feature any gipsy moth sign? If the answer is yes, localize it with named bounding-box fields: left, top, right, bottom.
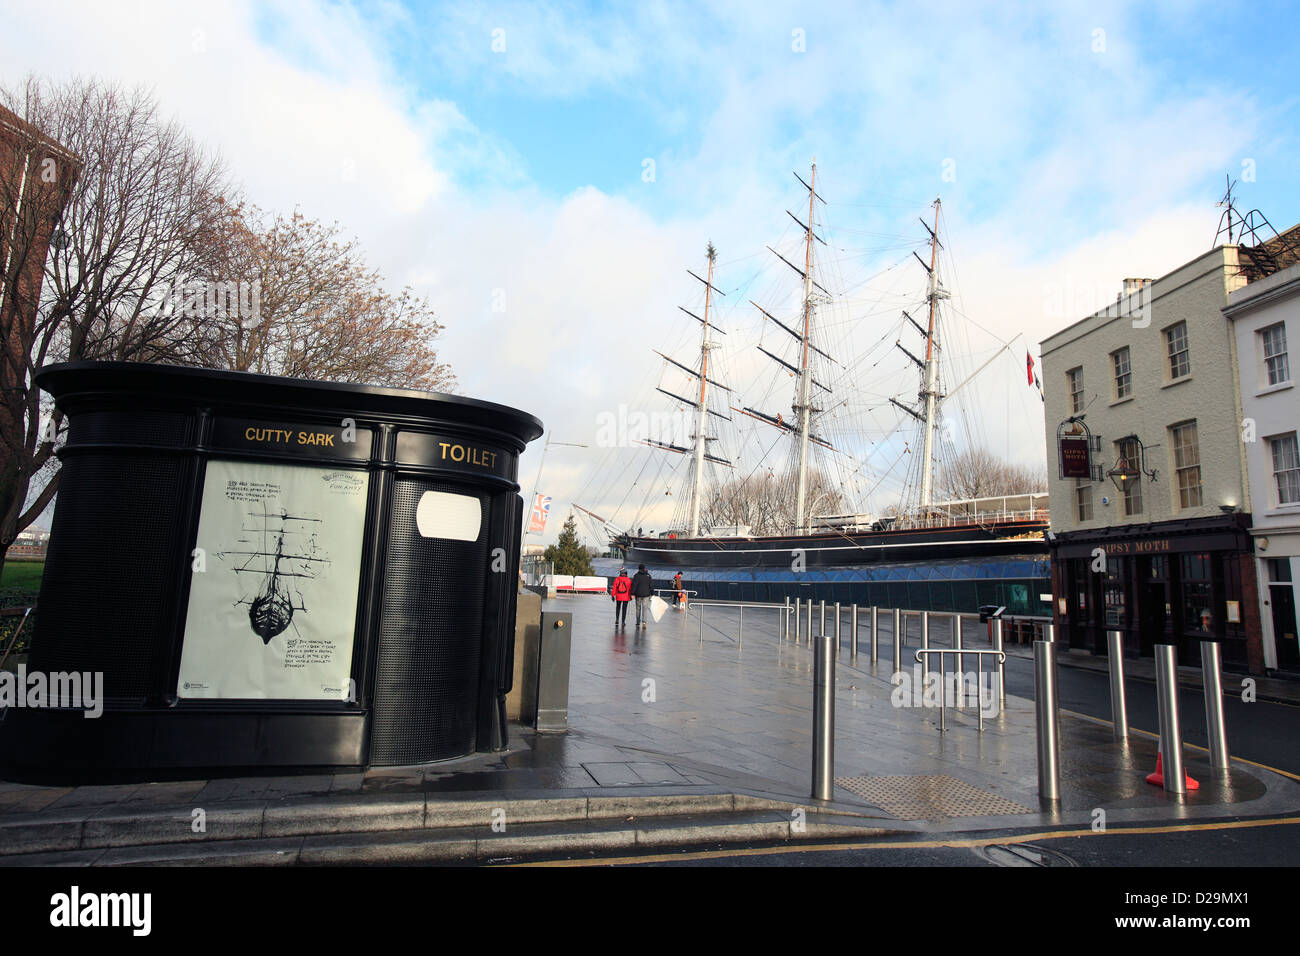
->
left=177, top=459, right=369, bottom=700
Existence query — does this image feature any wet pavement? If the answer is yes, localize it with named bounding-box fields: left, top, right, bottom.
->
left=0, top=592, right=1296, bottom=854
left=557, top=594, right=1300, bottom=831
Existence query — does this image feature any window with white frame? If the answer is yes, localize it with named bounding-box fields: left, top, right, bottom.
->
left=1271, top=432, right=1300, bottom=505
left=1116, top=436, right=1142, bottom=516
left=1171, top=420, right=1202, bottom=509
left=1165, top=321, right=1190, bottom=379
left=1261, top=323, right=1290, bottom=386
left=1112, top=347, right=1132, bottom=400
left=1076, top=482, right=1093, bottom=521
left=1067, top=367, right=1084, bottom=413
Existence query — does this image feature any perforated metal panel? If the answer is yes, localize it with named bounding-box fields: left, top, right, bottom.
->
left=369, top=478, right=489, bottom=765
left=834, top=774, right=1034, bottom=819
left=69, top=409, right=188, bottom=446
left=29, top=452, right=188, bottom=699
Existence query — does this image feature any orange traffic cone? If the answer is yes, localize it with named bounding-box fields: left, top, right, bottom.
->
left=1145, top=752, right=1200, bottom=790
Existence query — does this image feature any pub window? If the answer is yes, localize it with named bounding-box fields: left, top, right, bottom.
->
left=1104, top=562, right=1126, bottom=628
left=1261, top=322, right=1290, bottom=386
left=1171, top=420, right=1202, bottom=509
left=1165, top=321, right=1190, bottom=379
left=1076, top=481, right=1093, bottom=521
left=1112, top=347, right=1132, bottom=399
left=1271, top=432, right=1300, bottom=505
left=1067, top=366, right=1085, bottom=413
left=1180, top=552, right=1215, bottom=635
left=1116, top=436, right=1142, bottom=515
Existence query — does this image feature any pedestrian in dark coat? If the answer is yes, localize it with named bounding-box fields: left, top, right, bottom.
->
left=630, top=564, right=654, bottom=627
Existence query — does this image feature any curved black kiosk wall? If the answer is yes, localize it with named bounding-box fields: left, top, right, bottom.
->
left=0, top=362, right=542, bottom=782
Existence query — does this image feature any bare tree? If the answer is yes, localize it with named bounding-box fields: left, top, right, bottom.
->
left=703, top=470, right=846, bottom=535
left=1, top=76, right=458, bottom=578
left=0, top=76, right=233, bottom=576
left=940, top=446, right=1047, bottom=499
left=191, top=206, right=455, bottom=390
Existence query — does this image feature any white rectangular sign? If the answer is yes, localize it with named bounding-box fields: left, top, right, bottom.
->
left=177, top=460, right=370, bottom=700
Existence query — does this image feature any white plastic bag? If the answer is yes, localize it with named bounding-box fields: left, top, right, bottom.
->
left=649, top=595, right=668, bottom=622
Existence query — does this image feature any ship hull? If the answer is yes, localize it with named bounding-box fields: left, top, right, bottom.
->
left=622, top=520, right=1047, bottom=568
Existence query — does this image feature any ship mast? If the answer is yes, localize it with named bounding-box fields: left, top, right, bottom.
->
left=918, top=198, right=943, bottom=510
left=889, top=199, right=948, bottom=513
left=793, top=164, right=817, bottom=534
left=639, top=248, right=733, bottom=537
left=733, top=163, right=836, bottom=534
left=688, top=244, right=718, bottom=536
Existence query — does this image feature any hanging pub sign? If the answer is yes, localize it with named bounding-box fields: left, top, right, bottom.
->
left=1059, top=437, right=1091, bottom=479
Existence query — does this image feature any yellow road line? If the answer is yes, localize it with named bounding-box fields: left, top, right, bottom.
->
left=504, top=814, right=1300, bottom=867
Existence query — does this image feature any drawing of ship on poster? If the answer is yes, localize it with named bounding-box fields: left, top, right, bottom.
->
left=220, top=510, right=330, bottom=644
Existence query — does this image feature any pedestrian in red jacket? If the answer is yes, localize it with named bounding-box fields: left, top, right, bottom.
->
left=610, top=568, right=632, bottom=627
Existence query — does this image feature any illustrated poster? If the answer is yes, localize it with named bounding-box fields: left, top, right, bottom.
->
left=177, top=459, right=370, bottom=700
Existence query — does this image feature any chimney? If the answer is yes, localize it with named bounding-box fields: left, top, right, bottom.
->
left=1122, top=277, right=1153, bottom=296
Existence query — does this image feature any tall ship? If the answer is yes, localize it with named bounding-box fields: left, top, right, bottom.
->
left=575, top=165, right=1049, bottom=570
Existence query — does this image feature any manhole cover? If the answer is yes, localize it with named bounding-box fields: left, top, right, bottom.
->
left=834, top=773, right=1034, bottom=819
left=974, top=843, right=1076, bottom=868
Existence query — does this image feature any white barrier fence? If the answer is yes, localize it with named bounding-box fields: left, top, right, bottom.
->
left=544, top=575, right=609, bottom=593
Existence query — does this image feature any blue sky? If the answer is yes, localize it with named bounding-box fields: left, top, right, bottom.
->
left=4, top=0, right=1298, bottom=540
left=249, top=0, right=1299, bottom=241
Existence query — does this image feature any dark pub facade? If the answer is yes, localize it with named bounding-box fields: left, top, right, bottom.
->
left=1050, top=512, right=1263, bottom=673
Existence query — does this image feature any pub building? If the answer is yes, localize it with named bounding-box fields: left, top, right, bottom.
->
left=1038, top=236, right=1295, bottom=675
left=1049, top=514, right=1257, bottom=670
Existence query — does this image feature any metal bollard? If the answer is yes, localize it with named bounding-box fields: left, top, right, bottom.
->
left=1107, top=630, right=1128, bottom=740
left=794, top=598, right=802, bottom=644
left=921, top=611, right=930, bottom=683
left=812, top=632, right=835, bottom=800
left=1154, top=644, right=1187, bottom=794
left=783, top=597, right=791, bottom=641
left=834, top=602, right=841, bottom=661
left=807, top=598, right=813, bottom=646
left=870, top=606, right=879, bottom=663
left=738, top=604, right=744, bottom=645
left=1044, top=621, right=1055, bottom=643
left=953, top=612, right=963, bottom=676
left=820, top=599, right=826, bottom=636
left=1200, top=641, right=1230, bottom=772
left=851, top=605, right=859, bottom=658
left=1034, top=639, right=1061, bottom=802
left=991, top=618, right=1005, bottom=710
left=892, top=608, right=901, bottom=668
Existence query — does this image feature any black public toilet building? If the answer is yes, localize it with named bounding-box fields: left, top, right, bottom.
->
left=0, top=362, right=542, bottom=782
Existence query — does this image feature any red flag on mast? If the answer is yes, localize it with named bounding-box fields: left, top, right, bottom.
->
left=1026, top=350, right=1035, bottom=386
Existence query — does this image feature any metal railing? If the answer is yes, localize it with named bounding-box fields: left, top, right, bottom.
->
left=654, top=588, right=697, bottom=603
left=912, top=648, right=1007, bottom=732
left=0, top=605, right=34, bottom=671
left=885, top=507, right=1049, bottom=531
left=689, top=599, right=789, bottom=643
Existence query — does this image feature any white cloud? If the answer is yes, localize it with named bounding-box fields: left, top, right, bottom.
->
left=2, top=0, right=1276, bottom=545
